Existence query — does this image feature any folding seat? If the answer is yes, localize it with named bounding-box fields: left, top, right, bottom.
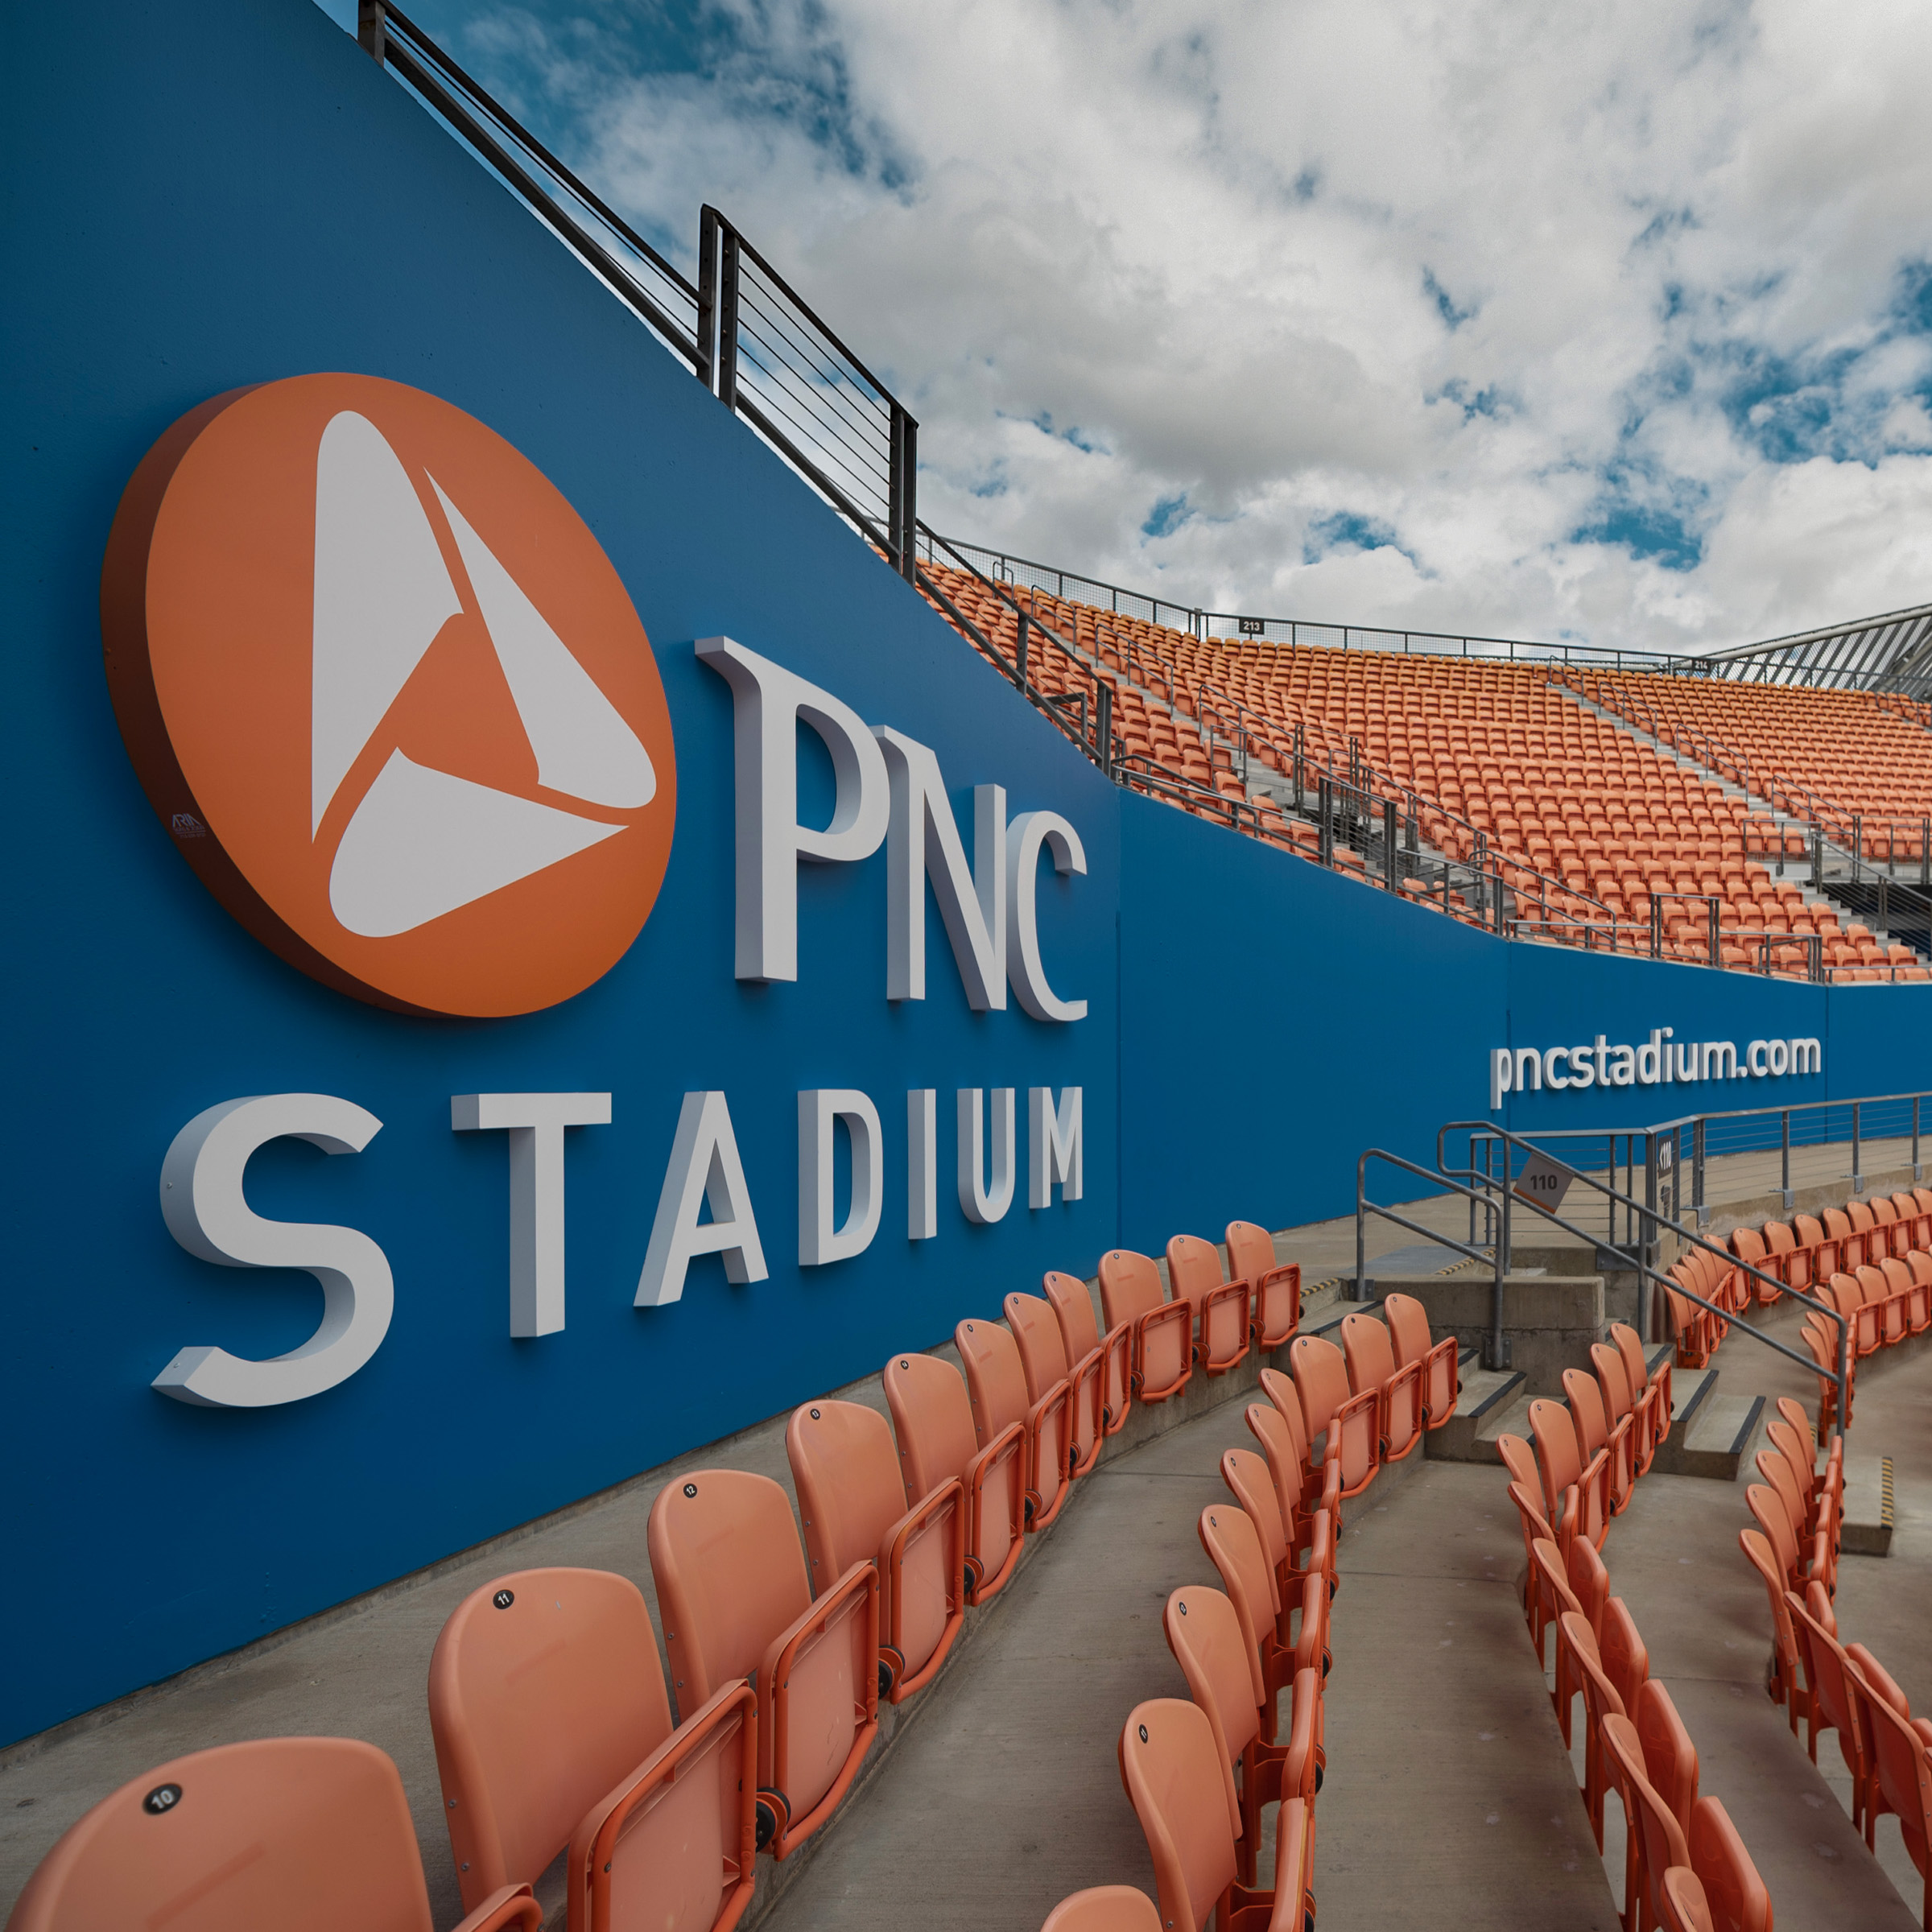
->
left=1906, top=1249, right=1932, bottom=1334
left=1288, top=1334, right=1379, bottom=1500
left=1601, top=1597, right=1649, bottom=1724
left=1913, top=1184, right=1932, bottom=1246
left=1793, top=1212, right=1835, bottom=1281
left=1562, top=1610, right=1627, bottom=1852
left=1042, top=1270, right=1132, bottom=1439
left=1223, top=1444, right=1331, bottom=1608
left=5, top=1738, right=543, bottom=1932
left=1839, top=1269, right=1885, bottom=1358
left=1798, top=1311, right=1852, bottom=1428
left=648, top=1472, right=878, bottom=1859
left=1243, top=1402, right=1337, bottom=1595
left=1868, top=1195, right=1904, bottom=1259
left=1566, top=1367, right=1634, bottom=1514
left=1117, top=1699, right=1315, bottom=1932
left=1893, top=1188, right=1930, bottom=1250
left=883, top=1351, right=1027, bottom=1604
left=1259, top=1367, right=1342, bottom=1520
left=1610, top=1323, right=1670, bottom=1472
left=1568, top=1534, right=1610, bottom=1639
left=1340, top=1311, right=1423, bottom=1463
left=1163, top=1585, right=1319, bottom=1887
left=1589, top=1342, right=1645, bottom=1487
left=1636, top=1678, right=1699, bottom=1839
left=1786, top=1587, right=1874, bottom=1839
left=1727, top=1226, right=1780, bottom=1307
left=1530, top=1538, right=1586, bottom=1738
left=427, top=1567, right=756, bottom=1926
left=1758, top=1220, right=1809, bottom=1293
left=1602, top=1712, right=1688, bottom=1932
left=1752, top=1444, right=1818, bottom=1584
left=1165, top=1233, right=1252, bottom=1374
left=1872, top=1256, right=1918, bottom=1345
left=1855, top=1662, right=1932, bottom=1930
left=956, top=1316, right=1073, bottom=1534
left=1529, top=1397, right=1608, bottom=1552
left=1505, top=1480, right=1556, bottom=1645
left=1199, top=1502, right=1328, bottom=1721
left=1038, top=1889, right=1162, bottom=1932
left=1736, top=1528, right=1805, bottom=1735
left=1097, top=1249, right=1194, bottom=1402
left=1823, top=1206, right=1859, bottom=1273
left=786, top=1401, right=965, bottom=1703
left=1224, top=1220, right=1302, bottom=1349
left=1661, top=1269, right=1717, bottom=1369
left=1009, top=1290, right=1101, bottom=1480
left=1847, top=1199, right=1882, bottom=1269
left=1381, top=1291, right=1459, bottom=1430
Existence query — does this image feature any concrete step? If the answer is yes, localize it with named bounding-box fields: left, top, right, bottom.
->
left=1841, top=1455, right=1896, bottom=1557
left=1653, top=1382, right=1765, bottom=1480
left=1426, top=1355, right=1528, bottom=1463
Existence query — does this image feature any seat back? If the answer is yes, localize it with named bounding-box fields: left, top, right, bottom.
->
left=1662, top=1868, right=1715, bottom=1932
left=956, top=1318, right=1031, bottom=1444
left=1340, top=1311, right=1397, bottom=1394
left=1380, top=1292, right=1430, bottom=1370
left=1244, top=1403, right=1307, bottom=1521
left=1563, top=1610, right=1627, bottom=1729
left=1042, top=1270, right=1101, bottom=1358
left=1117, top=1699, right=1238, bottom=1932
left=1098, top=1249, right=1166, bottom=1329
left=786, top=1400, right=907, bottom=1593
left=1736, top=1530, right=1799, bottom=1702
left=1005, top=1292, right=1071, bottom=1403
left=1591, top=1343, right=1633, bottom=1425
left=1870, top=1196, right=1900, bottom=1252
left=1164, top=1233, right=1226, bottom=1312
left=1258, top=1367, right=1315, bottom=1469
left=1687, top=1795, right=1771, bottom=1932
left=1609, top=1322, right=1652, bottom=1401
left=1860, top=1666, right=1932, bottom=1868
left=1530, top=1538, right=1583, bottom=1625
left=1220, top=1447, right=1288, bottom=1578
left=1224, top=1221, right=1276, bottom=1291
left=1038, top=1888, right=1163, bottom=1932
left=1528, top=1398, right=1583, bottom=1521
left=6, top=1738, right=437, bottom=1932
left=1848, top=1199, right=1877, bottom=1260
left=429, top=1567, right=671, bottom=1908
left=1196, top=1506, right=1277, bottom=1705
left=1602, top=1714, right=1690, bottom=1923
left=1494, top=1431, right=1542, bottom=1496
left=1744, top=1484, right=1800, bottom=1583
left=648, top=1469, right=811, bottom=1708
left=1164, top=1585, right=1263, bottom=1761
left=1823, top=1206, right=1856, bottom=1267
left=1753, top=1449, right=1806, bottom=1542
left=1563, top=1368, right=1612, bottom=1459
left=1288, top=1333, right=1352, bottom=1440
left=1636, top=1678, right=1699, bottom=1834
left=1600, top=1598, right=1649, bottom=1728
left=883, top=1352, right=981, bottom=1502
left=1786, top=1588, right=1863, bottom=1773
left=1567, top=1535, right=1609, bottom=1636
left=1764, top=1418, right=1815, bottom=1510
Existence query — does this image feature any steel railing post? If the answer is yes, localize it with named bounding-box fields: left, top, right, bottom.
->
left=1651, top=894, right=1662, bottom=959
left=716, top=225, right=741, bottom=411
left=357, top=0, right=386, bottom=60
left=1852, top=1101, right=1862, bottom=1194
left=1922, top=816, right=1928, bottom=891
left=1707, top=895, right=1719, bottom=968
left=1096, top=682, right=1113, bottom=780
left=1916, top=1095, right=1923, bottom=1184
left=897, top=414, right=918, bottom=581
left=1490, top=1160, right=1511, bottom=1370
left=1693, top=1117, right=1706, bottom=1227
left=1641, top=1132, right=1657, bottom=1337
left=1781, top=1109, right=1793, bottom=1210
left=1318, top=776, right=1333, bottom=867
left=1383, top=796, right=1398, bottom=894
left=1812, top=825, right=1823, bottom=892
left=1016, top=612, right=1030, bottom=686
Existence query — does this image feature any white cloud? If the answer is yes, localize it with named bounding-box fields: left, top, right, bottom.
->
left=419, top=0, right=1932, bottom=652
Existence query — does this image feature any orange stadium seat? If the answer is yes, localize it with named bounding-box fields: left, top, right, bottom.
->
left=786, top=1399, right=966, bottom=1703
left=956, top=1315, right=1073, bottom=1533
left=1038, top=1889, right=1162, bottom=1932
left=1529, top=1397, right=1608, bottom=1552
left=1097, top=1248, right=1194, bottom=1402
left=1165, top=1233, right=1252, bottom=1374
left=1562, top=1611, right=1627, bottom=1852
left=427, top=1566, right=755, bottom=1927
left=1260, top=1365, right=1344, bottom=1521
left=1042, top=1269, right=1133, bottom=1439
left=1381, top=1290, right=1460, bottom=1430
left=1009, top=1289, right=1104, bottom=1480
left=648, top=1471, right=879, bottom=1859
left=1288, top=1334, right=1379, bottom=1500
left=1243, top=1402, right=1338, bottom=1598
left=882, top=1351, right=1026, bottom=1604
left=1224, top=1220, right=1302, bottom=1348
left=1340, top=1310, right=1423, bottom=1464
left=6, top=1736, right=544, bottom=1932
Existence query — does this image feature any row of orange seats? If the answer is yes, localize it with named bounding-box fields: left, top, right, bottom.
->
left=1500, top=1414, right=1773, bottom=1930
left=1043, top=1289, right=1468, bottom=1932
left=7, top=1225, right=1311, bottom=1931
left=1738, top=1404, right=1932, bottom=1922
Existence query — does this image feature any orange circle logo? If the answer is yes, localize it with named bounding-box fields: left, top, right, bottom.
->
left=101, top=375, right=676, bottom=1017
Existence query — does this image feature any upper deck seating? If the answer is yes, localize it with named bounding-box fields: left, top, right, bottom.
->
left=427, top=1566, right=756, bottom=1928
left=648, top=1469, right=879, bottom=1857
left=786, top=1400, right=966, bottom=1703
left=5, top=1736, right=543, bottom=1932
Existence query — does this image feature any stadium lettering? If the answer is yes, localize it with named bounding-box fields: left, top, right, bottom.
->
left=1490, top=1029, right=1822, bottom=1108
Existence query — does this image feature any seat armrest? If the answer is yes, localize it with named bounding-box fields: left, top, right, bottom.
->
left=455, top=1886, right=543, bottom=1932
left=1023, top=1378, right=1075, bottom=1528
left=880, top=1476, right=965, bottom=1688
left=964, top=1419, right=1026, bottom=1600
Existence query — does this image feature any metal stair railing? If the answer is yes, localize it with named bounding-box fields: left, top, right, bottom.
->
left=1419, top=1121, right=1851, bottom=1437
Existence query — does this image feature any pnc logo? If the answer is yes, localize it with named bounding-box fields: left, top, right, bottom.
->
left=101, top=374, right=675, bottom=1016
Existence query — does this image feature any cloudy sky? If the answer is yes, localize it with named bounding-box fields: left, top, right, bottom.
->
left=328, top=0, right=1932, bottom=653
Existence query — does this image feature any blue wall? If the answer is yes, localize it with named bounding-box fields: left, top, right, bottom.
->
left=7, top=0, right=1932, bottom=1745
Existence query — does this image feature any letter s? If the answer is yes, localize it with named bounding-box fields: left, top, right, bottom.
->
left=1568, top=1044, right=1596, bottom=1091
left=153, top=1095, right=393, bottom=1408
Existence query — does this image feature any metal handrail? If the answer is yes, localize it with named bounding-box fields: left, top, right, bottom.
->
left=1430, top=1120, right=1852, bottom=1437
